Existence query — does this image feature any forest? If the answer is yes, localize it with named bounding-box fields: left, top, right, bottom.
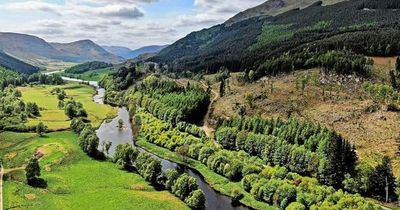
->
left=152, top=0, right=400, bottom=75
left=64, top=61, right=113, bottom=74
left=134, top=109, right=381, bottom=209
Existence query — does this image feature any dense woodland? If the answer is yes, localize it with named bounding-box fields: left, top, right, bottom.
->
left=125, top=75, right=210, bottom=124
left=64, top=61, right=113, bottom=74
left=217, top=117, right=357, bottom=188
left=153, top=0, right=400, bottom=76
left=134, top=109, right=380, bottom=209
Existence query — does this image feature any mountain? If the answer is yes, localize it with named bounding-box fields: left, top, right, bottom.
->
left=0, top=32, right=124, bottom=67
left=102, top=46, right=133, bottom=59
left=0, top=51, right=39, bottom=74
left=0, top=32, right=64, bottom=65
left=152, top=0, right=400, bottom=74
left=51, top=40, right=124, bottom=64
left=103, top=45, right=169, bottom=59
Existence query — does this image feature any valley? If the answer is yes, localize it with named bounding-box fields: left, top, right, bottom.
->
left=1, top=0, right=400, bottom=209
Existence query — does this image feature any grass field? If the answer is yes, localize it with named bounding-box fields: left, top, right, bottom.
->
left=18, top=83, right=117, bottom=130
left=2, top=132, right=188, bottom=210
left=136, top=138, right=276, bottom=210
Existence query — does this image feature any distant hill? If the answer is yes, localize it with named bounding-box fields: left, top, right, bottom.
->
left=65, top=61, right=113, bottom=74
left=0, top=51, right=39, bottom=74
left=0, top=32, right=124, bottom=67
left=51, top=40, right=124, bottom=64
left=103, top=45, right=169, bottom=59
left=152, top=0, right=400, bottom=74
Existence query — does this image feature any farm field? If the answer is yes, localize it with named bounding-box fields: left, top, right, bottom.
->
left=1, top=131, right=188, bottom=210
left=17, top=83, right=117, bottom=130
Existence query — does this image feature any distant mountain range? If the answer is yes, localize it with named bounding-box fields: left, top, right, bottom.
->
left=0, top=51, right=39, bottom=74
left=0, top=32, right=124, bottom=67
left=103, top=45, right=169, bottom=59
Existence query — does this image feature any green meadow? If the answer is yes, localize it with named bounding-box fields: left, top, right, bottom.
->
left=2, top=132, right=188, bottom=210
left=18, top=83, right=117, bottom=130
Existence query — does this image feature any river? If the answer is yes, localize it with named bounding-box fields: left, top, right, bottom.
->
left=61, top=76, right=249, bottom=210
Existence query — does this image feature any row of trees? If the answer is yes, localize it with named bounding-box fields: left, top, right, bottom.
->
left=136, top=109, right=379, bottom=209
left=176, top=122, right=207, bottom=139
left=255, top=50, right=373, bottom=81
left=218, top=116, right=357, bottom=187
left=113, top=143, right=205, bottom=209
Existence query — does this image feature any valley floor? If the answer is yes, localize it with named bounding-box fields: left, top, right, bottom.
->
left=0, top=81, right=187, bottom=210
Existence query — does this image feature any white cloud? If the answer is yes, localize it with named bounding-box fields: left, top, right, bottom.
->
left=0, top=0, right=267, bottom=49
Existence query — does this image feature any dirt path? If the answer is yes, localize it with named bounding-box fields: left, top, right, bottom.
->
left=0, top=164, right=3, bottom=210
left=200, top=81, right=219, bottom=137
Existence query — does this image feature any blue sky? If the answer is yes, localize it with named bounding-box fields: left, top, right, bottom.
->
left=0, top=0, right=266, bottom=49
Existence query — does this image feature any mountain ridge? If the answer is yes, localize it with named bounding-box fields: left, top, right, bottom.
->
left=103, top=45, right=169, bottom=59
left=0, top=32, right=124, bottom=67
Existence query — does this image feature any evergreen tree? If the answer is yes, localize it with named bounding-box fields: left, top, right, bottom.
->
left=26, top=157, right=41, bottom=185
left=370, top=156, right=397, bottom=202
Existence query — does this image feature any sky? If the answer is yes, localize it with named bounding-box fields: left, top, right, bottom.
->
left=0, top=0, right=267, bottom=49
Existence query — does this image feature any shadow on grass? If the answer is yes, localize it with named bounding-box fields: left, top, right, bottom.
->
left=28, top=178, right=48, bottom=188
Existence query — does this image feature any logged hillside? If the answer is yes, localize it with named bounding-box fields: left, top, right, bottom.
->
left=0, top=51, right=39, bottom=74
left=153, top=0, right=400, bottom=75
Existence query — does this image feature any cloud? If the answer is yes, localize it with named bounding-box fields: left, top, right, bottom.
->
left=0, top=0, right=266, bottom=49
left=99, top=5, right=144, bottom=19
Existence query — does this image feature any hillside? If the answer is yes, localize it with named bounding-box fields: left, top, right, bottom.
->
left=0, top=33, right=123, bottom=67
left=0, top=32, right=62, bottom=65
left=226, top=0, right=346, bottom=25
left=0, top=51, right=39, bottom=74
left=152, top=0, right=400, bottom=74
left=103, top=45, right=168, bottom=59
left=51, top=40, right=124, bottom=64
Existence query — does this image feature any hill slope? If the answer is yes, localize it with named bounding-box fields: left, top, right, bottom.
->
left=51, top=40, right=124, bottom=64
left=0, top=51, right=39, bottom=74
left=153, top=0, right=400, bottom=74
left=226, top=0, right=345, bottom=25
left=0, top=32, right=62, bottom=65
left=0, top=33, right=123, bottom=66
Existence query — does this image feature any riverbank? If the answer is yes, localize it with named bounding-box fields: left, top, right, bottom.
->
left=1, top=132, right=187, bottom=210
left=136, top=138, right=276, bottom=210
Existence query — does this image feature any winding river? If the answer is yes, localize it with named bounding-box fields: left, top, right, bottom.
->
left=63, top=76, right=249, bottom=210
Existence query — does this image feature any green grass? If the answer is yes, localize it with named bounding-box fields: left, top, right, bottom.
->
left=18, top=83, right=117, bottom=130
left=62, top=67, right=113, bottom=82
left=137, top=138, right=276, bottom=210
left=2, top=132, right=188, bottom=210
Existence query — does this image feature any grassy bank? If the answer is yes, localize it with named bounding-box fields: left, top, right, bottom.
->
left=2, top=132, right=188, bottom=210
left=136, top=138, right=276, bottom=210
left=18, top=83, right=117, bottom=130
